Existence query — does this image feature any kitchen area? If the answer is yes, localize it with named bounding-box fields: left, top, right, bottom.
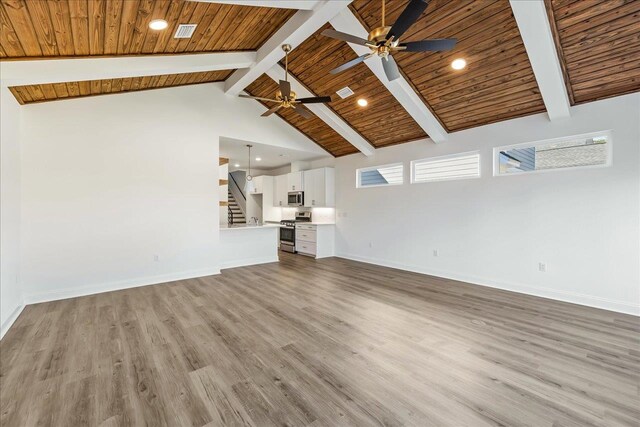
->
left=219, top=140, right=336, bottom=269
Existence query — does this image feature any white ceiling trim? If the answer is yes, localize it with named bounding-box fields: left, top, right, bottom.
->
left=329, top=8, right=448, bottom=143
left=0, top=51, right=256, bottom=86
left=264, top=64, right=375, bottom=156
left=224, top=0, right=352, bottom=96
left=510, top=0, right=571, bottom=121
left=188, top=0, right=320, bottom=10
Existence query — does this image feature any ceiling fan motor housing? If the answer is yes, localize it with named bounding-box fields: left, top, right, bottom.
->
left=369, top=26, right=391, bottom=45
left=276, top=90, right=296, bottom=105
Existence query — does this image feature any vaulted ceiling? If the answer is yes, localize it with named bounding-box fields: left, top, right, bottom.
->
left=1, top=0, right=639, bottom=157
left=281, top=23, right=427, bottom=148
left=8, top=70, right=232, bottom=104
left=351, top=0, right=546, bottom=132
left=0, top=0, right=295, bottom=57
left=544, top=0, right=640, bottom=105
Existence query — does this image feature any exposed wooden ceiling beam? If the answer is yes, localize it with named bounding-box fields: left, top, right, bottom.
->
left=265, top=63, right=375, bottom=156
left=0, top=52, right=255, bottom=86
left=329, top=9, right=448, bottom=143
left=510, top=0, right=571, bottom=120
left=224, top=0, right=352, bottom=96
left=188, top=0, right=320, bottom=10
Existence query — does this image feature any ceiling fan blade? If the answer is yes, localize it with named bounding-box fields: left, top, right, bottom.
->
left=261, top=104, right=282, bottom=117
left=239, top=94, right=279, bottom=102
left=297, top=96, right=332, bottom=104
left=292, top=104, right=314, bottom=119
left=401, top=38, right=457, bottom=52
left=279, top=79, right=291, bottom=99
left=329, top=53, right=372, bottom=74
left=382, top=55, right=401, bottom=81
left=321, top=29, right=370, bottom=47
left=387, top=0, right=429, bottom=41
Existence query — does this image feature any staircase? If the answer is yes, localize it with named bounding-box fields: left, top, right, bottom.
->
left=228, top=190, right=245, bottom=224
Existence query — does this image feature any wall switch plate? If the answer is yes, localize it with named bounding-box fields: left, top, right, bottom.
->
left=538, top=262, right=546, bottom=272
left=154, top=255, right=160, bottom=262
left=433, top=249, right=439, bottom=257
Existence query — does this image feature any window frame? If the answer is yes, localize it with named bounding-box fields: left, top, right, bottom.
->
left=493, top=130, right=613, bottom=177
left=356, top=162, right=404, bottom=189
left=410, top=150, right=481, bottom=184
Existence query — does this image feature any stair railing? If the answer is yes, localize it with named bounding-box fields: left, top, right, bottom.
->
left=228, top=206, right=234, bottom=225
left=229, top=173, right=245, bottom=200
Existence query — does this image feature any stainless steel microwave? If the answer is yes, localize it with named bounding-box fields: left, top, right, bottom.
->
left=288, top=191, right=304, bottom=206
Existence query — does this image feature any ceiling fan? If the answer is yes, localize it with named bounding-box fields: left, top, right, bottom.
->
left=239, top=44, right=332, bottom=119
left=322, top=0, right=457, bottom=81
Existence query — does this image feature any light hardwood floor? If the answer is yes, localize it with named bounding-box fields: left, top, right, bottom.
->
left=1, top=253, right=639, bottom=426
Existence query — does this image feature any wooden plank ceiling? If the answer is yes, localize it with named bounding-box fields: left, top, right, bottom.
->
left=3, top=0, right=639, bottom=155
left=8, top=70, right=231, bottom=104
left=246, top=74, right=358, bottom=157
left=545, top=0, right=640, bottom=105
left=284, top=23, right=427, bottom=148
left=0, top=0, right=295, bottom=58
left=351, top=0, right=546, bottom=132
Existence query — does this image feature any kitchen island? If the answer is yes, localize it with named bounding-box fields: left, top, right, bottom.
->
left=220, top=223, right=280, bottom=269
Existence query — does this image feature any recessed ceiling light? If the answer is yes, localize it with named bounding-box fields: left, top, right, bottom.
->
left=451, top=58, right=467, bottom=70
left=234, top=163, right=240, bottom=167
left=357, top=98, right=368, bottom=107
left=255, top=157, right=262, bottom=161
left=149, top=19, right=168, bottom=30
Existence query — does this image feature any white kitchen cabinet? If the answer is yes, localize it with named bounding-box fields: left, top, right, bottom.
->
left=250, top=175, right=265, bottom=194
left=296, top=224, right=335, bottom=258
left=252, top=175, right=281, bottom=222
left=303, top=167, right=335, bottom=207
left=287, top=171, right=304, bottom=192
left=273, top=174, right=288, bottom=207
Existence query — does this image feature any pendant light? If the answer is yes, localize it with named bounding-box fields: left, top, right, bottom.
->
left=244, top=144, right=256, bottom=193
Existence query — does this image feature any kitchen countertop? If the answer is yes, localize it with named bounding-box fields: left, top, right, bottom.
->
left=220, top=223, right=280, bottom=231
left=234, top=222, right=336, bottom=228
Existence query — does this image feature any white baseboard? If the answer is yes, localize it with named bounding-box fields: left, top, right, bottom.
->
left=338, top=253, right=640, bottom=316
left=1, top=303, right=25, bottom=340
left=23, top=267, right=221, bottom=305
left=220, top=256, right=279, bottom=270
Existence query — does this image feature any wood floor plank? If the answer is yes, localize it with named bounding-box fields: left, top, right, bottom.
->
left=1, top=252, right=638, bottom=426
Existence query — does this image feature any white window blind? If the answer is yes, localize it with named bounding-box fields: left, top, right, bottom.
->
left=411, top=152, right=480, bottom=183
left=357, top=163, right=403, bottom=188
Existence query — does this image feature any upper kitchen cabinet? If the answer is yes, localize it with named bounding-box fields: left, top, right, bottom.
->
left=287, top=172, right=304, bottom=192
left=249, top=175, right=267, bottom=194
left=303, top=167, right=335, bottom=207
left=274, top=174, right=288, bottom=207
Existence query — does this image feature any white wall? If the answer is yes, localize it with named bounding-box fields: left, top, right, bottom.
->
left=258, top=164, right=292, bottom=176
left=1, top=86, right=23, bottom=336
left=18, top=82, right=320, bottom=303
left=334, top=93, right=640, bottom=315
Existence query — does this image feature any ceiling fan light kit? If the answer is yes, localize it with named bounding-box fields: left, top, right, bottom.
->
left=239, top=44, right=332, bottom=119
left=322, top=0, right=457, bottom=81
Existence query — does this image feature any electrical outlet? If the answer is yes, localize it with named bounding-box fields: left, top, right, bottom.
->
left=433, top=249, right=439, bottom=257
left=154, top=255, right=160, bottom=262
left=538, top=262, right=546, bottom=272
left=369, top=242, right=373, bottom=248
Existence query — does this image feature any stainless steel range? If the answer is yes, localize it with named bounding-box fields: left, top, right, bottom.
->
left=279, top=211, right=311, bottom=253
